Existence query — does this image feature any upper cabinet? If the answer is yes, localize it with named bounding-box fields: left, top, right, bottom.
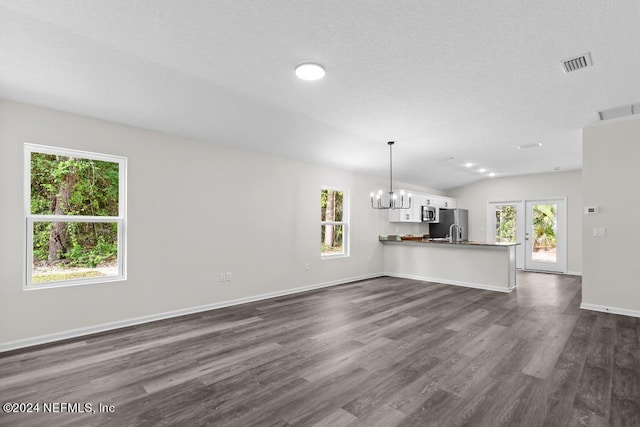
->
left=388, top=192, right=424, bottom=223
left=424, top=195, right=456, bottom=209
left=388, top=191, right=456, bottom=223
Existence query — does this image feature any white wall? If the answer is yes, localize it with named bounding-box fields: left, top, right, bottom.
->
left=449, top=170, right=583, bottom=274
left=582, top=116, right=640, bottom=316
left=0, top=100, right=439, bottom=349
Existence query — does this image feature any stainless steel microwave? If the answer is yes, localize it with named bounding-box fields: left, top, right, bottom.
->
left=422, top=206, right=439, bottom=223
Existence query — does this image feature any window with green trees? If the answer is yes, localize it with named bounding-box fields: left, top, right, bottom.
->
left=25, top=144, right=126, bottom=288
left=321, top=187, right=348, bottom=257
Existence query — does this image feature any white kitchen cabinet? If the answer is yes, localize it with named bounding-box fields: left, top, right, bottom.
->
left=388, top=192, right=456, bottom=222
left=424, top=195, right=456, bottom=209
left=407, top=194, right=426, bottom=222
left=423, top=195, right=441, bottom=208
left=442, top=197, right=456, bottom=209
left=388, top=191, right=424, bottom=223
left=388, top=208, right=413, bottom=222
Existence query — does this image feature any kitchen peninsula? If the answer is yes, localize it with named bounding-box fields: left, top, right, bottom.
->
left=380, top=237, right=518, bottom=292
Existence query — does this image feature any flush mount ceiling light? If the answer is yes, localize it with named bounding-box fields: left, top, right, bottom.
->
left=464, top=162, right=473, bottom=168
left=370, top=141, right=411, bottom=210
left=598, top=102, right=640, bottom=121
left=478, top=168, right=487, bottom=173
left=295, top=63, right=326, bottom=81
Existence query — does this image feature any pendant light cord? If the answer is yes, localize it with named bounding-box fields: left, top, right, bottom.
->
left=388, top=141, right=394, bottom=196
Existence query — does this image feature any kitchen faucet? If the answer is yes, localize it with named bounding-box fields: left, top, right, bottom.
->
left=449, top=223, right=461, bottom=243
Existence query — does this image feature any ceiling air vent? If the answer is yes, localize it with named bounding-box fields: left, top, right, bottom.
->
left=561, top=52, right=593, bottom=73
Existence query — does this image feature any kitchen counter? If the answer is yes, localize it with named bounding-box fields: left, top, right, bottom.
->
left=380, top=238, right=519, bottom=247
left=380, top=237, right=518, bottom=292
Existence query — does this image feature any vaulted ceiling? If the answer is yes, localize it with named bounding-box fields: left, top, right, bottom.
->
left=2, top=1, right=639, bottom=190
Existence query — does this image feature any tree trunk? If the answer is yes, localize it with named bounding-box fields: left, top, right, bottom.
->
left=48, top=160, right=76, bottom=261
left=324, top=190, right=335, bottom=247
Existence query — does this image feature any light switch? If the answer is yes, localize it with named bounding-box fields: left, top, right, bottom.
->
left=593, top=227, right=606, bottom=237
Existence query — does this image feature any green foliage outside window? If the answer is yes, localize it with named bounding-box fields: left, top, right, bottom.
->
left=532, top=204, right=557, bottom=250
left=494, top=203, right=557, bottom=251
left=31, top=153, right=119, bottom=268
left=31, top=153, right=119, bottom=216
left=495, top=205, right=516, bottom=243
left=321, top=189, right=345, bottom=255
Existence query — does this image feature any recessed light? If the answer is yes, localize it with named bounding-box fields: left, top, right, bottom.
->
left=295, top=63, right=326, bottom=81
left=464, top=162, right=473, bottom=168
left=488, top=172, right=496, bottom=177
left=478, top=168, right=487, bottom=173
left=518, top=142, right=543, bottom=150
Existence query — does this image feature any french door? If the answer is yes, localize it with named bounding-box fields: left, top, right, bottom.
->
left=487, top=198, right=566, bottom=273
left=524, top=199, right=566, bottom=273
left=487, top=201, right=524, bottom=269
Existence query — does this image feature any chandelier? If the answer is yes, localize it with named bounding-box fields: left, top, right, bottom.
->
left=370, top=141, right=412, bottom=210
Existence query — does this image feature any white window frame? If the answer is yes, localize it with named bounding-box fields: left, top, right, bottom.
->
left=321, top=186, right=350, bottom=259
left=24, top=143, right=127, bottom=289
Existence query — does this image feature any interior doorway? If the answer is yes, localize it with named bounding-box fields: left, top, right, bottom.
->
left=487, top=198, right=567, bottom=273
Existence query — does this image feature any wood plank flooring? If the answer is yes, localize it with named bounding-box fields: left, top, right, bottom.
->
left=1, top=272, right=639, bottom=426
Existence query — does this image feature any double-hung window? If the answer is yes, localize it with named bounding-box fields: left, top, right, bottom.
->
left=321, top=187, right=349, bottom=258
left=24, top=144, right=127, bottom=288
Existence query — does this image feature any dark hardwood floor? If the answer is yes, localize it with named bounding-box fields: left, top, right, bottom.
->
left=1, top=272, right=639, bottom=426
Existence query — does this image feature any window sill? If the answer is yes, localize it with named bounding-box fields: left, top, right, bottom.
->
left=321, top=253, right=350, bottom=260
left=24, top=275, right=126, bottom=291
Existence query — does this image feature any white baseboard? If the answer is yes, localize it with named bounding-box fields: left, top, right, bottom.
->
left=0, top=273, right=383, bottom=353
left=519, top=268, right=583, bottom=277
left=565, top=271, right=583, bottom=276
left=384, top=272, right=514, bottom=293
left=580, top=303, right=640, bottom=318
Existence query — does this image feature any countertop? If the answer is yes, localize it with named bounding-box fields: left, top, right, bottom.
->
left=379, top=237, right=519, bottom=247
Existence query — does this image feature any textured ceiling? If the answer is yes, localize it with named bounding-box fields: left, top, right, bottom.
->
left=2, top=1, right=639, bottom=190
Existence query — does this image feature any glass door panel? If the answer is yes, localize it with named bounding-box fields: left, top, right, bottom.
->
left=495, top=205, right=517, bottom=243
left=487, top=202, right=524, bottom=269
left=524, top=199, right=566, bottom=273
left=531, top=203, right=557, bottom=263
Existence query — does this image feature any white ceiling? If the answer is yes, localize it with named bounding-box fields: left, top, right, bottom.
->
left=2, top=1, right=639, bottom=190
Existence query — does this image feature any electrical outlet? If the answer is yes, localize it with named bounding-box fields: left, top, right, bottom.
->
left=593, top=227, right=606, bottom=237
left=304, top=263, right=310, bottom=271
left=226, top=272, right=232, bottom=281
left=220, top=272, right=226, bottom=282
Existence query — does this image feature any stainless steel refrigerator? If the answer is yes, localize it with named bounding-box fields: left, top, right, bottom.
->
left=429, top=208, right=469, bottom=241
